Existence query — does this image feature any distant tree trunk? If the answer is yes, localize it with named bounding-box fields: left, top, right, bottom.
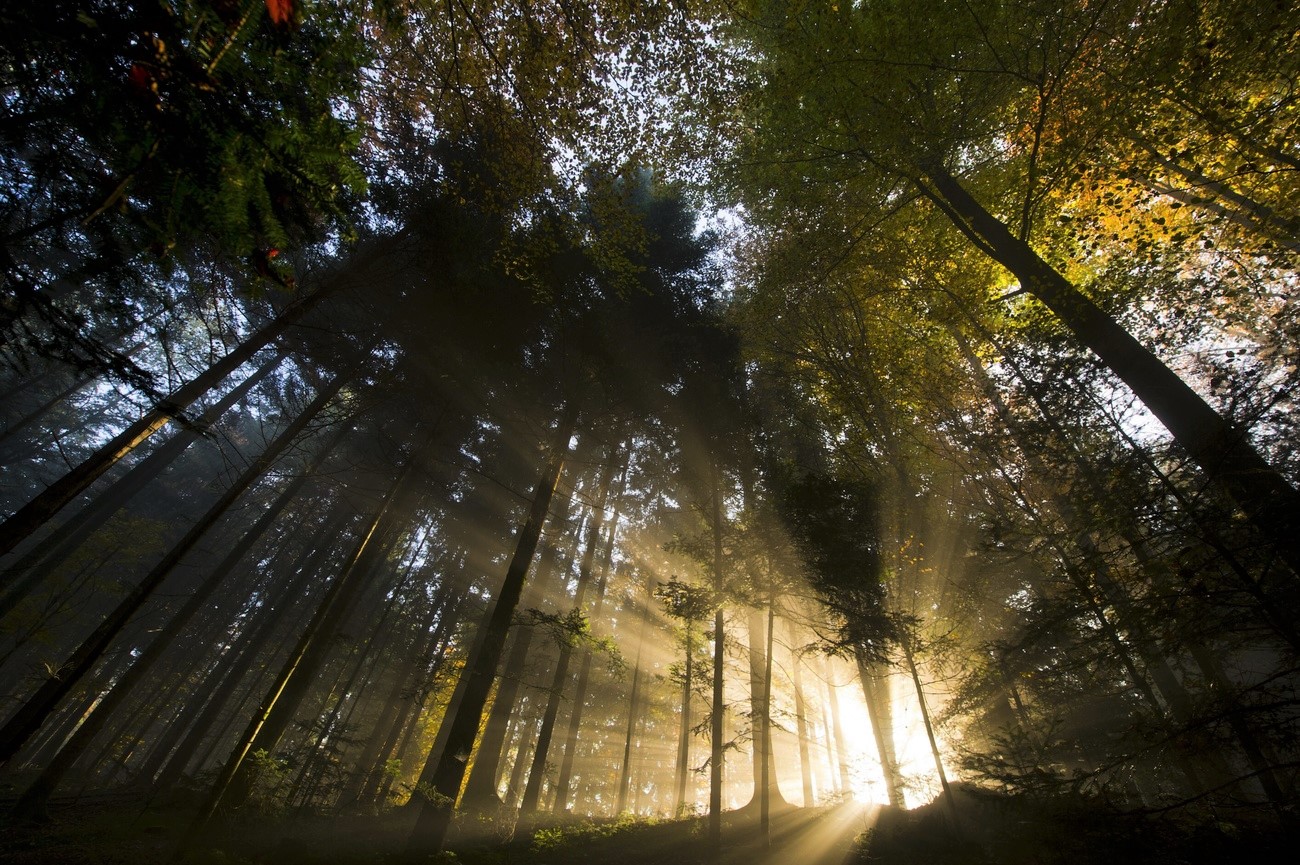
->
left=10, top=417, right=349, bottom=816
left=786, top=620, right=815, bottom=807
left=504, top=699, right=541, bottom=808
left=744, top=603, right=786, bottom=814
left=403, top=404, right=578, bottom=858
left=0, top=374, right=345, bottom=768
left=616, top=573, right=654, bottom=814
left=708, top=464, right=725, bottom=851
left=824, top=665, right=851, bottom=795
left=0, top=349, right=286, bottom=617
left=0, top=371, right=93, bottom=450
left=760, top=601, right=776, bottom=844
left=191, top=449, right=425, bottom=827
left=919, top=160, right=1300, bottom=579
left=148, top=512, right=352, bottom=796
left=0, top=290, right=335, bottom=559
left=674, top=620, right=694, bottom=815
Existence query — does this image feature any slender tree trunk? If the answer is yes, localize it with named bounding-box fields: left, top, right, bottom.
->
left=675, top=622, right=695, bottom=815
left=504, top=699, right=541, bottom=809
left=708, top=464, right=725, bottom=852
left=760, top=601, right=775, bottom=845
left=458, top=486, right=582, bottom=809
left=919, top=160, right=1300, bottom=578
left=616, top=574, right=654, bottom=814
left=899, top=634, right=958, bottom=825
left=786, top=620, right=815, bottom=808
left=403, top=404, right=577, bottom=858
left=825, top=665, right=851, bottom=795
left=0, top=375, right=345, bottom=767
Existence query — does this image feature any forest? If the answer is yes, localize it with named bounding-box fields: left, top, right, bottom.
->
left=0, top=1, right=1297, bottom=863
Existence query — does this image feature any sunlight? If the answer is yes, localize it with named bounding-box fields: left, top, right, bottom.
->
left=837, top=674, right=946, bottom=809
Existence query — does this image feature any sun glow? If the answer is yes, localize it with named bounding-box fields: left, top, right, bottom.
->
left=837, top=671, right=948, bottom=809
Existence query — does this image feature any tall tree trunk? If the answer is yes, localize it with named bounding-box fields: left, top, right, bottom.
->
left=675, top=622, right=694, bottom=815
left=458, top=486, right=582, bottom=810
left=759, top=601, right=776, bottom=844
left=786, top=620, right=815, bottom=808
left=403, top=404, right=578, bottom=858
left=708, top=464, right=725, bottom=852
left=825, top=665, right=851, bottom=795
left=919, top=160, right=1300, bottom=578
left=743, top=603, right=786, bottom=814
left=616, top=573, right=654, bottom=814
left=0, top=374, right=345, bottom=767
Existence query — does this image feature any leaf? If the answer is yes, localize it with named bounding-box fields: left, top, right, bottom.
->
left=265, top=0, right=294, bottom=27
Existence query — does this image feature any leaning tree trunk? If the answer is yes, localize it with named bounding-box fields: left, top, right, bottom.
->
left=518, top=447, right=621, bottom=816
left=191, top=446, right=425, bottom=832
left=919, top=160, right=1300, bottom=579
left=147, top=512, right=352, bottom=796
left=403, top=404, right=578, bottom=858
left=856, top=652, right=904, bottom=808
left=0, top=350, right=286, bottom=617
left=0, top=292, right=336, bottom=559
left=457, top=485, right=582, bottom=810
left=899, top=633, right=958, bottom=825
left=0, top=374, right=345, bottom=768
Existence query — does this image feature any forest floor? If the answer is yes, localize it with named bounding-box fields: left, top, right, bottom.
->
left=0, top=788, right=1296, bottom=865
